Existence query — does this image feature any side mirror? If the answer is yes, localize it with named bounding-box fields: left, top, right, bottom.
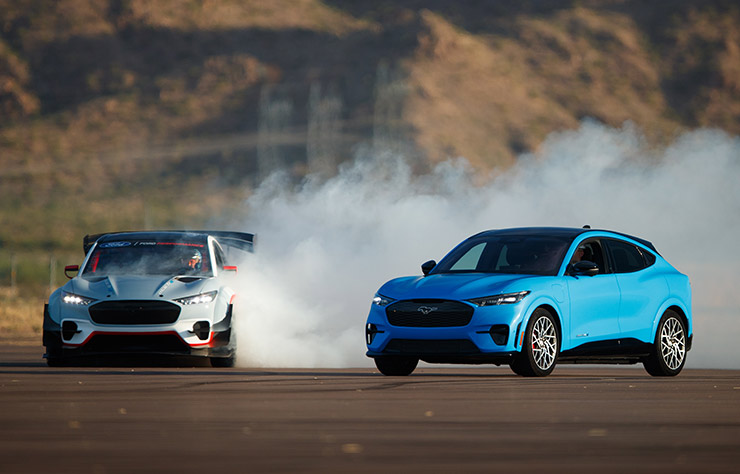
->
left=569, top=260, right=599, bottom=277
left=64, top=265, right=79, bottom=279
left=421, top=260, right=437, bottom=276
left=223, top=265, right=238, bottom=273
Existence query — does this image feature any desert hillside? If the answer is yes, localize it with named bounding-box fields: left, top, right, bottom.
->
left=1, top=0, right=739, bottom=260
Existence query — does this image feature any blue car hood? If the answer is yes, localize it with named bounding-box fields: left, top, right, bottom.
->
left=69, top=275, right=208, bottom=300
left=378, top=273, right=541, bottom=301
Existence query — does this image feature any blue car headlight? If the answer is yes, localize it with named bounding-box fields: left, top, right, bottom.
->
left=62, top=291, right=96, bottom=306
left=174, top=290, right=218, bottom=305
left=372, top=293, right=395, bottom=307
left=468, top=291, right=530, bottom=307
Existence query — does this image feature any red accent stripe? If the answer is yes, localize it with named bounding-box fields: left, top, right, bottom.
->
left=157, top=242, right=204, bottom=247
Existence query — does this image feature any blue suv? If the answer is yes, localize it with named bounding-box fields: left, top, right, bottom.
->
left=366, top=227, right=692, bottom=377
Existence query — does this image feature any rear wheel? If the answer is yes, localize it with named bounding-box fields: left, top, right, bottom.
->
left=374, top=356, right=418, bottom=376
left=643, top=310, right=686, bottom=376
left=510, top=308, right=559, bottom=377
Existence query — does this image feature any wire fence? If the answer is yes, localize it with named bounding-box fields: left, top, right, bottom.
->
left=0, top=251, right=80, bottom=297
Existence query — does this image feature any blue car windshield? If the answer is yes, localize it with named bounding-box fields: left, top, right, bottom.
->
left=432, top=235, right=571, bottom=276
left=82, top=240, right=212, bottom=277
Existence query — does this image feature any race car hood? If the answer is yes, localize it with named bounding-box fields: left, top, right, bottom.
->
left=70, top=275, right=209, bottom=300
left=378, top=273, right=541, bottom=301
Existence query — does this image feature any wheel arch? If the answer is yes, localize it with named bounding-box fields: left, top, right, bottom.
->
left=518, top=301, right=563, bottom=352
left=659, top=304, right=692, bottom=351
left=651, top=300, right=692, bottom=347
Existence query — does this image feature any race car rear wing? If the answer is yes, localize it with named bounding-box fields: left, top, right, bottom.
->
left=83, top=231, right=255, bottom=255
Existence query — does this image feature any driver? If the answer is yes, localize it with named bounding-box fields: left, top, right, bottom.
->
left=570, top=244, right=586, bottom=263
left=182, top=249, right=202, bottom=272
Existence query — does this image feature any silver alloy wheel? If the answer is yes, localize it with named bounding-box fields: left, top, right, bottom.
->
left=660, top=317, right=686, bottom=370
left=532, top=316, right=557, bottom=370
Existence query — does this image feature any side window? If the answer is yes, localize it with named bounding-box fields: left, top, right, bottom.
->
left=570, top=239, right=608, bottom=274
left=606, top=239, right=647, bottom=273
left=640, top=248, right=657, bottom=267
left=214, top=245, right=226, bottom=271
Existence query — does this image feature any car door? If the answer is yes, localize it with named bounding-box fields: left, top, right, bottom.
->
left=565, top=239, right=621, bottom=346
left=604, top=238, right=667, bottom=341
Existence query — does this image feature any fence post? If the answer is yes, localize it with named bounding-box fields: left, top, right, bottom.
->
left=49, top=255, right=57, bottom=293
left=10, top=253, right=17, bottom=289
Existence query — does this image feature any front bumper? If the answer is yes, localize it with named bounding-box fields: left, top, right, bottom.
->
left=365, top=299, right=526, bottom=364
left=43, top=302, right=234, bottom=360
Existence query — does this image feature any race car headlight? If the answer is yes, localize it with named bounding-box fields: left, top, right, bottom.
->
left=468, top=291, right=530, bottom=307
left=174, top=290, right=217, bottom=305
left=62, top=291, right=96, bottom=306
left=372, top=294, right=395, bottom=307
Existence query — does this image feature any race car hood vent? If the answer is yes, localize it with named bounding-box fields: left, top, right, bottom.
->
left=75, top=275, right=208, bottom=299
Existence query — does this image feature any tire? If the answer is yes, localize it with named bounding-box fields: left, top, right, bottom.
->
left=643, top=310, right=687, bottom=376
left=46, top=357, right=66, bottom=367
left=210, top=355, right=235, bottom=368
left=510, top=308, right=559, bottom=377
left=211, top=324, right=237, bottom=368
left=374, top=356, right=418, bottom=376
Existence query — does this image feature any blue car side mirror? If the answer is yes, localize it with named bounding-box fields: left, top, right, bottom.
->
left=569, top=260, right=599, bottom=277
left=421, top=260, right=437, bottom=276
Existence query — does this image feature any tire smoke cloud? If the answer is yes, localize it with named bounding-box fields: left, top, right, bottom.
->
left=230, top=120, right=740, bottom=369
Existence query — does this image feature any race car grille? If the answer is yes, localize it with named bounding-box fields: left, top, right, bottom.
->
left=385, top=300, right=473, bottom=327
left=383, top=339, right=480, bottom=354
left=89, top=300, right=181, bottom=325
left=82, top=334, right=189, bottom=354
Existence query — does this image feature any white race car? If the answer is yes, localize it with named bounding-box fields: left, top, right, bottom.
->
left=43, top=230, right=253, bottom=367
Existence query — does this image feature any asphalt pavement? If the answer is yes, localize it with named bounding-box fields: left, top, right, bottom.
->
left=1, top=344, right=739, bottom=473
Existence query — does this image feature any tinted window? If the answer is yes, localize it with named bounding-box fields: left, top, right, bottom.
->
left=643, top=250, right=656, bottom=266
left=450, top=242, right=485, bottom=271
left=83, top=239, right=212, bottom=277
left=606, top=239, right=647, bottom=273
left=569, top=239, right=608, bottom=274
left=433, top=235, right=570, bottom=276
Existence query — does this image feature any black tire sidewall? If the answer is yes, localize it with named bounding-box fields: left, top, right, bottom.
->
left=651, top=311, right=687, bottom=376
left=374, top=356, right=418, bottom=376
left=521, top=308, right=559, bottom=377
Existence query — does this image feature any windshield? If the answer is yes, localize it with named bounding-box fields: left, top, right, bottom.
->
left=432, top=235, right=571, bottom=276
left=82, top=240, right=212, bottom=277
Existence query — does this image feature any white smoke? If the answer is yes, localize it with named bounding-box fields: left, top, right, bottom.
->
left=230, top=120, right=740, bottom=369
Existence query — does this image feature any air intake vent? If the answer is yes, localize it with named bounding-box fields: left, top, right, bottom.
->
left=89, top=300, right=180, bottom=325
left=383, top=339, right=480, bottom=354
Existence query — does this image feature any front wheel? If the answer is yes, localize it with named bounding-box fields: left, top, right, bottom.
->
left=510, top=308, right=559, bottom=377
left=211, top=324, right=237, bottom=368
left=643, top=310, right=687, bottom=376
left=374, top=356, right=418, bottom=376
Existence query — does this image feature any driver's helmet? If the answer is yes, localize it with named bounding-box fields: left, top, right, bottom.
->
left=183, top=249, right=202, bottom=270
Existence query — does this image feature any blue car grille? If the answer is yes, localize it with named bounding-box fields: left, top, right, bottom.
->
left=383, top=339, right=480, bottom=354
left=386, top=300, right=473, bottom=327
left=89, top=300, right=181, bottom=325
